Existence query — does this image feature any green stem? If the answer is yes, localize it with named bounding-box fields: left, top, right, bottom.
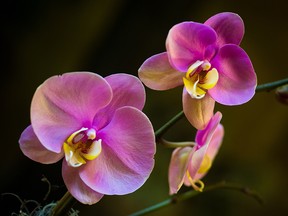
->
left=50, top=191, right=76, bottom=216
left=159, top=138, right=195, bottom=148
left=255, top=77, right=288, bottom=92
left=154, top=110, right=184, bottom=139
left=128, top=181, right=263, bottom=216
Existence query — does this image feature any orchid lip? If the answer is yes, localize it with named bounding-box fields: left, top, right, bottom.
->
left=184, top=60, right=219, bottom=99
left=64, top=127, right=102, bottom=167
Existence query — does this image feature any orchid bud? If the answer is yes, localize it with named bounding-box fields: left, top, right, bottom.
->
left=275, top=84, right=288, bottom=105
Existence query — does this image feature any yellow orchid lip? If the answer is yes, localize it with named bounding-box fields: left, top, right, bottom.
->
left=64, top=127, right=102, bottom=167
left=184, top=60, right=219, bottom=99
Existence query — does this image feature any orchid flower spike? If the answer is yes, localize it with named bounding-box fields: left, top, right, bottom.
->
left=139, top=12, right=257, bottom=129
left=19, top=72, right=156, bottom=205
left=169, top=112, right=224, bottom=194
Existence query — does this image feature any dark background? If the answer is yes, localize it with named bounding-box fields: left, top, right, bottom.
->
left=1, top=0, right=288, bottom=215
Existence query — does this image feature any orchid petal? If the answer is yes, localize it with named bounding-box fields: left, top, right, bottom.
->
left=80, top=107, right=155, bottom=195
left=183, top=89, right=215, bottom=130
left=193, top=123, right=224, bottom=180
left=205, top=12, right=244, bottom=46
left=93, top=73, right=146, bottom=129
left=168, top=147, right=194, bottom=194
left=138, top=52, right=184, bottom=90
left=195, top=111, right=222, bottom=147
left=62, top=161, right=104, bottom=205
left=166, top=22, right=217, bottom=71
left=209, top=44, right=257, bottom=105
left=188, top=112, right=224, bottom=180
left=206, top=124, right=224, bottom=160
left=31, top=72, right=112, bottom=153
left=187, top=144, right=207, bottom=181
left=19, top=125, right=64, bottom=164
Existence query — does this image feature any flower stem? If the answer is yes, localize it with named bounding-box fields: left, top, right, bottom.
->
left=255, top=77, right=288, bottom=92
left=158, top=138, right=195, bottom=148
left=49, top=191, right=76, bottom=216
left=128, top=181, right=263, bottom=216
left=154, top=110, right=184, bottom=139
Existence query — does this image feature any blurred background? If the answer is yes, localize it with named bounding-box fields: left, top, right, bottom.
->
left=1, top=0, right=288, bottom=215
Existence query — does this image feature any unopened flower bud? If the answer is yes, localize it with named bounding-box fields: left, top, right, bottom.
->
left=275, top=84, right=288, bottom=105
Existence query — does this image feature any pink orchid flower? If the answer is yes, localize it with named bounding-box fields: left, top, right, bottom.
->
left=169, top=112, right=224, bottom=194
left=139, top=12, right=257, bottom=129
left=19, top=72, right=156, bottom=204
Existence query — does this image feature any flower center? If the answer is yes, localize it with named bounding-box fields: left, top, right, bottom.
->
left=183, top=60, right=219, bottom=99
left=63, top=127, right=102, bottom=167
